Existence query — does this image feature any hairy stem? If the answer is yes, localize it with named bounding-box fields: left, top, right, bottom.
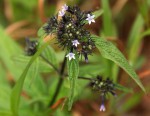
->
left=41, top=54, right=93, bottom=107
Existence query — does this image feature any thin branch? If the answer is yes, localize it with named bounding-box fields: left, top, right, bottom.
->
left=78, top=76, right=93, bottom=81
left=48, top=55, right=67, bottom=107
left=40, top=55, right=60, bottom=74
left=41, top=53, right=93, bottom=107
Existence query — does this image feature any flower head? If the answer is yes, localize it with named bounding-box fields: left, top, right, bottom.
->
left=86, top=14, right=95, bottom=25
left=89, top=76, right=117, bottom=112
left=66, top=53, right=75, bottom=60
left=100, top=104, right=105, bottom=112
left=72, top=40, right=80, bottom=47
left=44, top=5, right=96, bottom=62
left=58, top=10, right=65, bottom=17
left=62, top=4, right=68, bottom=11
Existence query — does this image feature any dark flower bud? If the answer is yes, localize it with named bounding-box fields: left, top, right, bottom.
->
left=25, top=38, right=38, bottom=56
left=89, top=76, right=117, bottom=111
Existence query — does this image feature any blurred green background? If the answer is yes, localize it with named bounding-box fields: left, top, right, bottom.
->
left=0, top=0, right=150, bottom=116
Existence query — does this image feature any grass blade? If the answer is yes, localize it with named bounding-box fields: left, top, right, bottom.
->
left=101, top=0, right=116, bottom=36
left=10, top=42, right=50, bottom=116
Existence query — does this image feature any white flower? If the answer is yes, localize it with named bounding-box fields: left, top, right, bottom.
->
left=86, top=14, right=95, bottom=25
left=99, top=104, right=106, bottom=112
left=58, top=10, right=65, bottom=17
left=72, top=40, right=80, bottom=47
left=62, top=4, right=68, bottom=11
left=66, top=53, right=75, bottom=61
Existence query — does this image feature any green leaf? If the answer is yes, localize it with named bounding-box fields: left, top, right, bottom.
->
left=42, top=46, right=58, bottom=67
left=79, top=64, right=105, bottom=77
left=12, top=55, right=54, bottom=73
left=101, top=0, right=117, bottom=36
left=93, top=9, right=103, bottom=19
left=137, top=0, right=149, bottom=27
left=120, top=93, right=142, bottom=112
left=10, top=42, right=50, bottom=116
left=67, top=56, right=79, bottom=110
left=0, top=111, right=12, bottom=116
left=127, top=14, right=144, bottom=52
left=37, top=23, right=47, bottom=39
left=0, top=85, right=11, bottom=109
left=28, top=58, right=39, bottom=87
left=115, top=84, right=133, bottom=93
left=92, top=35, right=145, bottom=92
left=0, top=26, right=22, bottom=79
left=101, top=0, right=119, bottom=82
left=129, top=29, right=150, bottom=63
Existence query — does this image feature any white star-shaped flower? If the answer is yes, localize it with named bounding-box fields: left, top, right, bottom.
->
left=58, top=10, right=65, bottom=17
left=72, top=40, right=80, bottom=47
left=62, top=4, right=68, bottom=11
left=66, top=53, right=75, bottom=61
left=99, top=104, right=106, bottom=112
left=86, top=14, right=95, bottom=25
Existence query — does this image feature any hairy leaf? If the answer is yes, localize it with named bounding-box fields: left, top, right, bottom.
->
left=92, top=35, right=145, bottom=92
left=67, top=56, right=79, bottom=110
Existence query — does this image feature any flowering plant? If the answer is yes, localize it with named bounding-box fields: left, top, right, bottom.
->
left=9, top=3, right=145, bottom=116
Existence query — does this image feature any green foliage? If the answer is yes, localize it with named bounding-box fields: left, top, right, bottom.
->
left=127, top=14, right=144, bottom=56
left=10, top=0, right=38, bottom=21
left=10, top=42, right=50, bottom=116
left=136, top=0, right=150, bottom=27
left=67, top=55, right=79, bottom=110
left=92, top=35, right=145, bottom=92
left=101, top=0, right=117, bottom=36
left=0, top=0, right=149, bottom=115
left=42, top=46, right=58, bottom=67
left=129, top=29, right=150, bottom=63
left=119, top=93, right=142, bottom=113
left=0, top=26, right=22, bottom=78
left=0, top=111, right=12, bottom=116
left=93, top=9, right=104, bottom=20
left=101, top=0, right=119, bottom=82
left=115, top=84, right=133, bottom=93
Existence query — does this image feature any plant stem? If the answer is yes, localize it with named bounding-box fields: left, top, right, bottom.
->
left=78, top=76, right=93, bottom=81
left=40, top=55, right=60, bottom=74
left=41, top=54, right=93, bottom=107
left=48, top=55, right=67, bottom=107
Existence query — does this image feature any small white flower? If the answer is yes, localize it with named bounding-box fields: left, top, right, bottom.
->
left=72, top=40, right=80, bottom=47
left=86, top=14, right=95, bottom=25
left=62, top=4, right=68, bottom=11
left=66, top=53, right=75, bottom=61
left=99, top=104, right=106, bottom=112
left=58, top=10, right=65, bottom=17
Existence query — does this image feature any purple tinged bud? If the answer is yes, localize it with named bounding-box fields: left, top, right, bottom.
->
left=110, top=91, right=117, bottom=97
left=85, top=58, right=88, bottom=63
left=99, top=104, right=106, bottom=112
left=84, top=53, right=88, bottom=63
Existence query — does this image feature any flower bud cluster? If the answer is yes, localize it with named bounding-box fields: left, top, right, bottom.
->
left=25, top=38, right=38, bottom=56
left=44, top=5, right=96, bottom=62
left=90, top=76, right=116, bottom=111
